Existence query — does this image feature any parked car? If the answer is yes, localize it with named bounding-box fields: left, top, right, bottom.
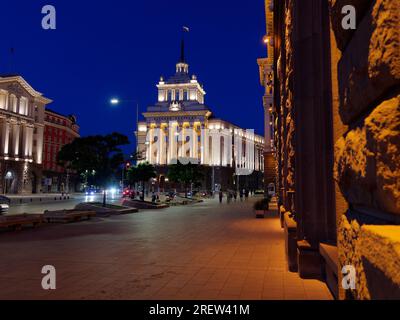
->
left=0, top=195, right=10, bottom=215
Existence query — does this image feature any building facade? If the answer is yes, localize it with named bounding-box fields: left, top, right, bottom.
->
left=42, top=109, right=80, bottom=193
left=137, top=41, right=265, bottom=191
left=0, top=75, right=51, bottom=194
left=257, top=0, right=276, bottom=193
left=270, top=0, right=400, bottom=299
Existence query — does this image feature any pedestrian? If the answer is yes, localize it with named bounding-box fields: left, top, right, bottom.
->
left=240, top=189, right=244, bottom=201
left=219, top=190, right=223, bottom=203
left=234, top=191, right=237, bottom=201
left=245, top=189, right=249, bottom=199
left=227, top=192, right=233, bottom=203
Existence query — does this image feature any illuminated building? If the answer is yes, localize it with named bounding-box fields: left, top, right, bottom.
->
left=0, top=75, right=51, bottom=194
left=136, top=40, right=265, bottom=191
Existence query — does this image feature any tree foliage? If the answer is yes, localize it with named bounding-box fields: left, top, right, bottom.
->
left=167, top=161, right=203, bottom=195
left=57, top=132, right=130, bottom=188
left=127, top=162, right=157, bottom=186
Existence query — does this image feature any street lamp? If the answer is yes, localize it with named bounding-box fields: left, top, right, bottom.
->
left=110, top=98, right=120, bottom=105
left=109, top=97, right=140, bottom=153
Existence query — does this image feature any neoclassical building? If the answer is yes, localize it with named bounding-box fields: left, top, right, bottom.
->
left=137, top=41, right=265, bottom=191
left=0, top=75, right=51, bottom=194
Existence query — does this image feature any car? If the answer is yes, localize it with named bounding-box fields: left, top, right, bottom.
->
left=122, top=189, right=135, bottom=198
left=0, top=195, right=10, bottom=215
left=85, top=188, right=100, bottom=196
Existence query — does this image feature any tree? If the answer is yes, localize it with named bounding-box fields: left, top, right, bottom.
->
left=167, top=161, right=204, bottom=197
left=57, top=132, right=130, bottom=206
left=127, top=162, right=157, bottom=199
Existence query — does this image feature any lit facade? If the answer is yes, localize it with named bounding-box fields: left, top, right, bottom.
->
left=0, top=75, right=51, bottom=194
left=136, top=42, right=265, bottom=190
left=42, top=109, right=80, bottom=192
left=257, top=0, right=276, bottom=191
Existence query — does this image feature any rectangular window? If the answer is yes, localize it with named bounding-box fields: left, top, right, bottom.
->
left=175, top=91, right=179, bottom=101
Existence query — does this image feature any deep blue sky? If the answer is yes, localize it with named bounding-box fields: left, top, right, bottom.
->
left=1, top=0, right=266, bottom=153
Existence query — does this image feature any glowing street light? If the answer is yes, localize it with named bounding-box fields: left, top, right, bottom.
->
left=110, top=98, right=120, bottom=105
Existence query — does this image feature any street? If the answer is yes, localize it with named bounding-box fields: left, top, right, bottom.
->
left=7, top=193, right=121, bottom=215
left=0, top=197, right=332, bottom=300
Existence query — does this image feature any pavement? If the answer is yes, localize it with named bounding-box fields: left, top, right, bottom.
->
left=0, top=196, right=333, bottom=300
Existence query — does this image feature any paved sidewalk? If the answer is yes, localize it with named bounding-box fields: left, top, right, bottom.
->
left=0, top=197, right=332, bottom=300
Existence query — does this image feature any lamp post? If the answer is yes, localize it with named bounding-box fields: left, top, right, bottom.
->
left=110, top=98, right=140, bottom=189
left=110, top=97, right=140, bottom=154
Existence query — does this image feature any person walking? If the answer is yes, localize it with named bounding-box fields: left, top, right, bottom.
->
left=219, top=190, right=223, bottom=203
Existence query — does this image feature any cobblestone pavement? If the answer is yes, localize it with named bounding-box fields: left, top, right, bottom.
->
left=0, top=197, right=332, bottom=300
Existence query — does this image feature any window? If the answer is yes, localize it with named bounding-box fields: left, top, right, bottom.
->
left=9, top=94, right=17, bottom=113
left=167, top=90, right=172, bottom=101
left=19, top=97, right=29, bottom=115
left=183, top=90, right=188, bottom=100
left=0, top=91, right=7, bottom=109
left=175, top=90, right=179, bottom=101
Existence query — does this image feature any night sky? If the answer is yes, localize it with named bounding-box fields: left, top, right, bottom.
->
left=1, top=0, right=266, bottom=153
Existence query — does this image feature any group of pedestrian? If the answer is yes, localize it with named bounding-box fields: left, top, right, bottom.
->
left=218, top=189, right=253, bottom=204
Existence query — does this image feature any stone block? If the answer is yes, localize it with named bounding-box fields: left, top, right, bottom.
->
left=284, top=212, right=298, bottom=272
left=337, top=0, right=400, bottom=124
left=365, top=96, right=400, bottom=215
left=297, top=240, right=323, bottom=279
left=359, top=225, right=400, bottom=299
left=335, top=96, right=400, bottom=215
left=337, top=214, right=369, bottom=299
left=320, top=244, right=339, bottom=299
left=330, top=0, right=372, bottom=51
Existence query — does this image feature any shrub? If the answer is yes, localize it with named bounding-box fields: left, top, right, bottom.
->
left=253, top=197, right=270, bottom=211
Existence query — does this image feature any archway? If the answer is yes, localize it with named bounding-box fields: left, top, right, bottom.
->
left=4, top=170, right=17, bottom=194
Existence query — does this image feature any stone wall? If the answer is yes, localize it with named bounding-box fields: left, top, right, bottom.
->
left=331, top=0, right=400, bottom=299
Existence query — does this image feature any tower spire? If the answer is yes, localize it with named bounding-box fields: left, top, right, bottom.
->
left=176, top=26, right=190, bottom=74
left=180, top=38, right=185, bottom=63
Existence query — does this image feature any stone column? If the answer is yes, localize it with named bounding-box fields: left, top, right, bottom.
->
left=148, top=127, right=153, bottom=164
left=2, top=120, right=10, bottom=156
left=168, top=122, right=177, bottom=163
left=27, top=126, right=34, bottom=158
left=191, top=124, right=198, bottom=160
left=35, top=126, right=44, bottom=164
left=12, top=123, right=20, bottom=158
left=200, top=125, right=208, bottom=165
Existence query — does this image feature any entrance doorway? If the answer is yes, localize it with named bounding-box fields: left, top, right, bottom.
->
left=4, top=170, right=17, bottom=194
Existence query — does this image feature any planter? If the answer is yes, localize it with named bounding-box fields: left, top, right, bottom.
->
left=255, top=210, right=266, bottom=218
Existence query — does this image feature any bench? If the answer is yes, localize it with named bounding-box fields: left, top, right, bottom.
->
left=0, top=214, right=43, bottom=231
left=319, top=243, right=339, bottom=299
left=44, top=210, right=96, bottom=223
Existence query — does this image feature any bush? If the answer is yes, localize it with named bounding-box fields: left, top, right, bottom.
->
left=253, top=198, right=270, bottom=211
